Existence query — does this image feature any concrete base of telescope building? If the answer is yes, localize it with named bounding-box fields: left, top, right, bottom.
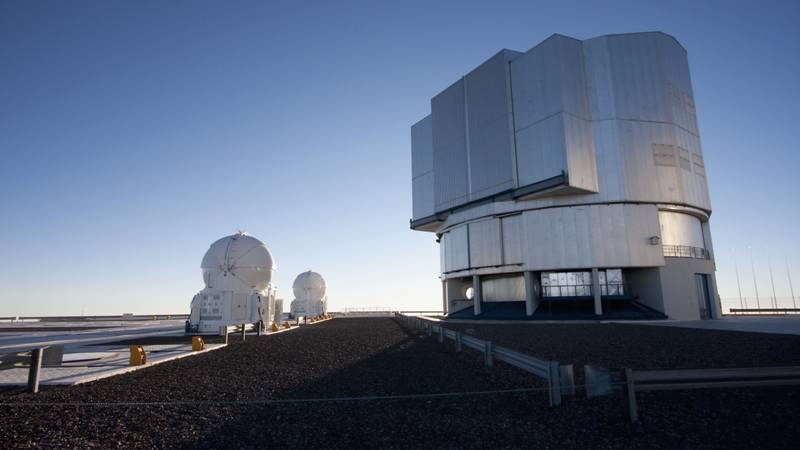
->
left=442, top=257, right=720, bottom=321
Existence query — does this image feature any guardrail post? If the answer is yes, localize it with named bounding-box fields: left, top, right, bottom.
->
left=584, top=365, right=612, bottom=398
left=437, top=327, right=444, bottom=343
left=241, top=323, right=246, bottom=341
left=27, top=348, right=44, bottom=393
left=560, top=364, right=575, bottom=396
left=548, top=362, right=562, bottom=406
left=455, top=332, right=463, bottom=352
left=220, top=326, right=229, bottom=345
left=257, top=321, right=263, bottom=336
left=624, top=368, right=638, bottom=422
left=483, top=341, right=493, bottom=366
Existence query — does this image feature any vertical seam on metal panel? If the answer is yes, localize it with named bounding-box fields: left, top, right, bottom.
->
left=508, top=59, right=520, bottom=188
left=499, top=217, right=506, bottom=266
left=463, top=76, right=472, bottom=199
left=466, top=222, right=471, bottom=270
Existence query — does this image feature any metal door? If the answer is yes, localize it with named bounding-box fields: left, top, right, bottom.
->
left=231, top=292, right=247, bottom=321
left=695, top=274, right=712, bottom=320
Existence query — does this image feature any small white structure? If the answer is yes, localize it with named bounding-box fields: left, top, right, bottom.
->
left=188, top=232, right=278, bottom=334
left=290, top=271, right=327, bottom=318
left=273, top=298, right=284, bottom=325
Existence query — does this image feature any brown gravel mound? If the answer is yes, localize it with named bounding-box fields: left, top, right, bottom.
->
left=0, top=318, right=797, bottom=449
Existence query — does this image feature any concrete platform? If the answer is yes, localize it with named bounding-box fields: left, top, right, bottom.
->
left=0, top=343, right=226, bottom=386
left=641, top=316, right=800, bottom=336
left=0, top=320, right=186, bottom=352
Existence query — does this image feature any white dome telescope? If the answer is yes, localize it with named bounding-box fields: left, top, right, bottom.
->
left=293, top=270, right=326, bottom=302
left=201, top=232, right=275, bottom=291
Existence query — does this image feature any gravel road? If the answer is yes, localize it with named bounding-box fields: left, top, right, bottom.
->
left=0, top=318, right=797, bottom=449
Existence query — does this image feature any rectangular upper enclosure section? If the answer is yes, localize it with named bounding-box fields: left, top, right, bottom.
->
left=412, top=38, right=600, bottom=225
left=510, top=35, right=597, bottom=195
left=411, top=32, right=710, bottom=228
left=411, top=115, right=435, bottom=220
left=430, top=50, right=521, bottom=213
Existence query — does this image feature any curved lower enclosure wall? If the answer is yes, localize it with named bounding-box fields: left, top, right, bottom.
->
left=440, top=203, right=668, bottom=277
left=658, top=210, right=705, bottom=248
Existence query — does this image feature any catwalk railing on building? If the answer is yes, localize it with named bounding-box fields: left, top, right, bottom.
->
left=662, top=245, right=710, bottom=259
left=394, top=313, right=574, bottom=406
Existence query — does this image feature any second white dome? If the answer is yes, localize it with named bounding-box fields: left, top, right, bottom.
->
left=292, top=270, right=326, bottom=302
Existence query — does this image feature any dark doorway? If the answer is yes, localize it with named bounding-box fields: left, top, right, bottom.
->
left=695, top=273, right=713, bottom=319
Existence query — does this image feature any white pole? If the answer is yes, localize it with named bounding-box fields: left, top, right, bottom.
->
left=787, top=258, right=797, bottom=310
left=750, top=247, right=760, bottom=310
left=733, top=248, right=745, bottom=309
left=768, top=257, right=778, bottom=309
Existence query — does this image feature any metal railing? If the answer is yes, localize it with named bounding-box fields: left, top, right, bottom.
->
left=585, top=364, right=800, bottom=422
left=662, top=244, right=710, bottom=259
left=343, top=307, right=394, bottom=313
left=1, top=345, right=65, bottom=393
left=395, top=313, right=573, bottom=406
left=218, top=323, right=259, bottom=343
left=13, top=314, right=190, bottom=323
left=729, top=307, right=800, bottom=315
left=541, top=283, right=626, bottom=298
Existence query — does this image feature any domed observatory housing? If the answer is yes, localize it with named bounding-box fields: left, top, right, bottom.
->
left=187, top=232, right=278, bottom=334
left=290, top=271, right=327, bottom=318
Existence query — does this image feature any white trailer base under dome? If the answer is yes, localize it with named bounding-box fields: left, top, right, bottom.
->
left=188, top=232, right=278, bottom=334
left=410, top=32, right=721, bottom=321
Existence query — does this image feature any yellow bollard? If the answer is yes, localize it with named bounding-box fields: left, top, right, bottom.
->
left=192, top=336, right=204, bottom=351
left=129, top=345, right=146, bottom=366
left=271, top=323, right=279, bottom=332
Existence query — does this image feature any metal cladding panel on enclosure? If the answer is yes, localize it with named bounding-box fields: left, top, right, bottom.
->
left=441, top=225, right=470, bottom=272
left=501, top=214, right=524, bottom=265
left=481, top=275, right=526, bottom=301
left=510, top=34, right=597, bottom=193
left=658, top=210, right=705, bottom=248
left=432, top=79, right=470, bottom=211
left=411, top=115, right=435, bottom=220
left=521, top=203, right=664, bottom=271
left=583, top=33, right=710, bottom=210
left=468, top=219, right=502, bottom=268
left=465, top=50, right=520, bottom=200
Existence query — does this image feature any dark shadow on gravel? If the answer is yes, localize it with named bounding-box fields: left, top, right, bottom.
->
left=2, top=318, right=799, bottom=449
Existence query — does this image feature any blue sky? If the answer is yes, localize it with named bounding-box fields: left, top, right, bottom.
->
left=1, top=0, right=798, bottom=316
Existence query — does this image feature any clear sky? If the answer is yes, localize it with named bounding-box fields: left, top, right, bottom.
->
left=1, top=0, right=798, bottom=316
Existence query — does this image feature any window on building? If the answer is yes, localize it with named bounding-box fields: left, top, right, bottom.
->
left=541, top=269, right=624, bottom=297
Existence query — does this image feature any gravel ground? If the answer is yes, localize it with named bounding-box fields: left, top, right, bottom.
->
left=0, top=318, right=797, bottom=449
left=445, top=321, right=800, bottom=370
